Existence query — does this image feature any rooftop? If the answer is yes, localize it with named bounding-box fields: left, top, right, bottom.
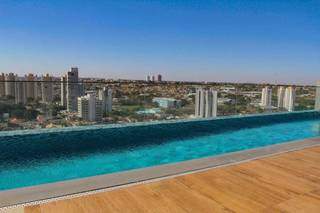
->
left=7, top=144, right=320, bottom=213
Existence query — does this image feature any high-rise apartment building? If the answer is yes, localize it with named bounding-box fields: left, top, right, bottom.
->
left=98, top=87, right=112, bottom=114
left=261, top=86, right=272, bottom=109
left=66, top=67, right=80, bottom=112
left=34, top=80, right=42, bottom=100
left=61, top=75, right=67, bottom=107
left=151, top=75, right=156, bottom=82
left=157, top=74, right=162, bottom=82
left=78, top=92, right=102, bottom=121
left=26, top=73, right=36, bottom=100
left=146, top=75, right=151, bottom=82
left=15, top=78, right=27, bottom=104
left=315, top=81, right=320, bottom=110
left=205, top=90, right=218, bottom=118
left=277, top=86, right=286, bottom=109
left=5, top=73, right=16, bottom=97
left=78, top=82, right=85, bottom=97
left=95, top=100, right=103, bottom=121
left=41, top=74, right=53, bottom=103
left=78, top=95, right=90, bottom=121
left=0, top=73, right=5, bottom=97
left=284, top=87, right=295, bottom=112
left=195, top=88, right=218, bottom=118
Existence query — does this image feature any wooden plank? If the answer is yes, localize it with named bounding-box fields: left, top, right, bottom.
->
left=268, top=192, right=320, bottom=212
left=146, top=178, right=231, bottom=212
left=177, top=173, right=266, bottom=213
left=24, top=146, right=320, bottom=213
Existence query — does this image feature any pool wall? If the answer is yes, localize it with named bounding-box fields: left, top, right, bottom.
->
left=1, top=110, right=320, bottom=166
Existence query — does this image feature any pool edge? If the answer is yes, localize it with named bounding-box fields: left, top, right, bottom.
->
left=1, top=137, right=320, bottom=209
left=0, top=110, right=318, bottom=137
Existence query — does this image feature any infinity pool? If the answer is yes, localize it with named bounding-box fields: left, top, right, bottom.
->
left=0, top=111, right=320, bottom=191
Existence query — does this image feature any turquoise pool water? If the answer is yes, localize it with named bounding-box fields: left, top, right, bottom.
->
left=0, top=111, right=320, bottom=190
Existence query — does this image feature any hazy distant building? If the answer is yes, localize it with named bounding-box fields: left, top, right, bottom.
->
left=284, top=87, right=295, bottom=112
left=26, top=73, right=36, bottom=100
left=315, top=81, right=320, bottom=110
left=66, top=67, right=80, bottom=112
left=5, top=73, right=16, bottom=97
left=277, top=86, right=286, bottom=109
left=15, top=78, right=27, bottom=104
left=261, top=86, right=272, bottom=109
left=78, top=92, right=102, bottom=121
left=41, top=74, right=53, bottom=103
left=0, top=73, right=5, bottom=97
left=157, top=74, right=162, bottom=82
left=98, top=87, right=112, bottom=114
left=61, top=75, right=67, bottom=107
left=195, top=88, right=218, bottom=118
left=152, top=75, right=156, bottom=82
left=146, top=75, right=151, bottom=82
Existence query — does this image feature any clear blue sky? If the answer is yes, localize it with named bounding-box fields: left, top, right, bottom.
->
left=0, top=0, right=319, bottom=85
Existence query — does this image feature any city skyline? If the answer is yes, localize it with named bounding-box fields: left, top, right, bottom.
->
left=0, top=1, right=319, bottom=85
left=0, top=69, right=319, bottom=86
left=0, top=65, right=317, bottom=130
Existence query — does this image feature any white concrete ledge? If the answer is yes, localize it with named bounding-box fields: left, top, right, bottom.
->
left=1, top=137, right=320, bottom=209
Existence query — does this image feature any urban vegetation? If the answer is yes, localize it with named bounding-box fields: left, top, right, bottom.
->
left=0, top=70, right=317, bottom=131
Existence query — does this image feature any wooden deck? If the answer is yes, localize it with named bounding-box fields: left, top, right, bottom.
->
left=16, top=146, right=320, bottom=212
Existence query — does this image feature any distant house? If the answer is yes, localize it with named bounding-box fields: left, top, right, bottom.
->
left=152, top=97, right=181, bottom=109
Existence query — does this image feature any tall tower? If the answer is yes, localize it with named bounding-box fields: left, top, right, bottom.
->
left=0, top=73, right=5, bottom=97
left=106, top=88, right=112, bottom=113
left=78, top=95, right=90, bottom=121
left=315, top=81, right=320, bottom=110
left=78, top=92, right=102, bottom=121
left=212, top=90, right=218, bottom=117
left=34, top=77, right=42, bottom=100
left=26, top=73, right=35, bottom=100
left=95, top=99, right=103, bottom=121
left=195, top=88, right=201, bottom=117
left=98, top=87, right=112, bottom=114
left=199, top=89, right=206, bottom=117
left=284, top=87, right=295, bottom=112
left=66, top=67, right=80, bottom=112
left=277, top=86, right=286, bottom=109
left=5, top=73, right=16, bottom=97
left=41, top=74, right=53, bottom=103
left=261, top=86, right=272, bottom=109
left=78, top=82, right=85, bottom=96
left=195, top=88, right=218, bottom=118
left=157, top=74, right=162, bottom=82
left=15, top=77, right=27, bottom=104
left=61, top=75, right=67, bottom=107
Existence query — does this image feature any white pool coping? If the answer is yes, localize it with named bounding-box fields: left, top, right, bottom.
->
left=1, top=137, right=320, bottom=209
